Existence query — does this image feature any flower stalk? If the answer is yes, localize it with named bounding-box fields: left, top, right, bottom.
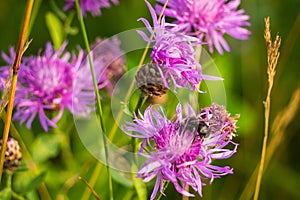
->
left=0, top=0, right=34, bottom=181
left=74, top=0, right=113, bottom=199
left=239, top=84, right=300, bottom=200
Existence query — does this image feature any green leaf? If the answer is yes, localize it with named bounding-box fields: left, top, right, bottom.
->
left=64, top=12, right=78, bottom=35
left=31, top=133, right=61, bottom=163
left=21, top=172, right=46, bottom=194
left=45, top=12, right=64, bottom=49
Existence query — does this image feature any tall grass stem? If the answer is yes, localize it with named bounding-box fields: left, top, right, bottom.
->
left=80, top=1, right=169, bottom=199
left=74, top=0, right=113, bottom=199
left=0, top=0, right=34, bottom=181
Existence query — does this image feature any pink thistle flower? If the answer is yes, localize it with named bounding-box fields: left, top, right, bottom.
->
left=137, top=1, right=220, bottom=92
left=156, top=0, right=251, bottom=54
left=0, top=42, right=105, bottom=131
left=123, top=103, right=239, bottom=199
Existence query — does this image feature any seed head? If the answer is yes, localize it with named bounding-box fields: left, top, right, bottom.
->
left=0, top=138, right=22, bottom=172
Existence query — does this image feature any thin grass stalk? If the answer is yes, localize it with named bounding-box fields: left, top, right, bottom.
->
left=253, top=17, right=281, bottom=200
left=57, top=160, right=93, bottom=199
left=74, top=1, right=114, bottom=200
left=81, top=162, right=102, bottom=200
left=239, top=84, right=300, bottom=200
left=81, top=1, right=169, bottom=199
left=0, top=0, right=34, bottom=181
left=157, top=181, right=170, bottom=200
left=78, top=176, right=101, bottom=200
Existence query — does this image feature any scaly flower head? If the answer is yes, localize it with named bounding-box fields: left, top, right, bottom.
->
left=123, top=103, right=239, bottom=199
left=137, top=1, right=219, bottom=92
left=156, top=0, right=251, bottom=54
left=64, top=0, right=119, bottom=16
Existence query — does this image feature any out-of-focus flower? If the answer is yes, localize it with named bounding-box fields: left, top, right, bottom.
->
left=64, top=0, right=119, bottom=16
left=123, top=103, right=239, bottom=199
left=156, top=0, right=251, bottom=54
left=138, top=1, right=220, bottom=92
left=90, top=37, right=126, bottom=95
left=0, top=42, right=104, bottom=131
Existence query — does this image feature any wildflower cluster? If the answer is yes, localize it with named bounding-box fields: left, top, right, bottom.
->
left=0, top=0, right=250, bottom=199
left=136, top=0, right=250, bottom=94
left=123, top=0, right=249, bottom=198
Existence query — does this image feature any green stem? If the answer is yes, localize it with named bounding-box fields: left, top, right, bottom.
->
left=131, top=93, right=148, bottom=199
left=74, top=1, right=113, bottom=200
left=132, top=92, right=148, bottom=157
left=50, top=0, right=67, bottom=20
left=6, top=172, right=12, bottom=190
left=55, top=124, right=75, bottom=169
left=157, top=181, right=170, bottom=200
left=134, top=92, right=148, bottom=114
left=11, top=193, right=25, bottom=200
left=80, top=1, right=170, bottom=199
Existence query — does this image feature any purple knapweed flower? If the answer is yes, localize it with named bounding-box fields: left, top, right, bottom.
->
left=0, top=42, right=103, bottom=131
left=137, top=1, right=220, bottom=92
left=123, top=103, right=239, bottom=199
left=156, top=0, right=251, bottom=54
left=64, top=0, right=119, bottom=17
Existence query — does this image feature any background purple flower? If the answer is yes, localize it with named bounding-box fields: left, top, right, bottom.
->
left=0, top=42, right=105, bottom=131
left=123, top=103, right=239, bottom=199
left=64, top=0, right=119, bottom=16
left=89, top=37, right=126, bottom=96
left=156, top=0, right=251, bottom=54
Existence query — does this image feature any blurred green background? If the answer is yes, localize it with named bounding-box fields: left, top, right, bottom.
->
left=0, top=0, right=299, bottom=199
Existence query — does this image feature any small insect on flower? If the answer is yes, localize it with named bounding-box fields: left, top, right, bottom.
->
left=183, top=117, right=211, bottom=138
